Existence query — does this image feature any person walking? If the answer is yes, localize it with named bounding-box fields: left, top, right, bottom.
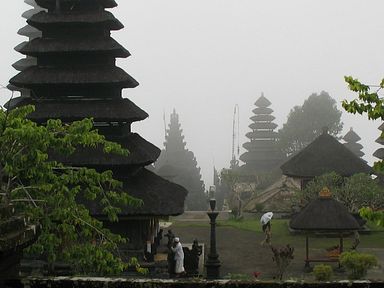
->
left=170, top=237, right=186, bottom=277
left=260, top=212, right=273, bottom=246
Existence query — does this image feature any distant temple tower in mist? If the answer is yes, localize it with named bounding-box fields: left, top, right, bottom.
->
left=155, top=109, right=207, bottom=210
left=343, top=127, right=364, bottom=159
left=240, top=93, right=284, bottom=172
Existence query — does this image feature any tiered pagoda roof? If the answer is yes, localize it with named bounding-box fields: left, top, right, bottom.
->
left=240, top=94, right=284, bottom=172
left=8, top=0, right=44, bottom=96
left=343, top=127, right=365, bottom=158
left=155, top=109, right=206, bottom=210
left=373, top=123, right=384, bottom=162
left=9, top=0, right=187, bottom=217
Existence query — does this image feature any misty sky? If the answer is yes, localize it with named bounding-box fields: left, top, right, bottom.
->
left=1, top=1, right=383, bottom=188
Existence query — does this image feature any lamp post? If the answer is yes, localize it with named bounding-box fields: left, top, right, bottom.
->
left=205, top=198, right=221, bottom=279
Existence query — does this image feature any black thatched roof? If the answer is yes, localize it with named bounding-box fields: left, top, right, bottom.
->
left=7, top=97, right=148, bottom=123
left=251, top=114, right=275, bottom=122
left=290, top=196, right=360, bottom=231
left=280, top=131, right=371, bottom=178
left=19, top=37, right=130, bottom=57
left=18, top=25, right=41, bottom=38
left=252, top=107, right=273, bottom=115
left=12, top=58, right=36, bottom=71
left=14, top=42, right=28, bottom=53
left=25, top=0, right=38, bottom=7
left=373, top=148, right=384, bottom=160
left=243, top=140, right=273, bottom=150
left=10, top=66, right=139, bottom=88
left=28, top=11, right=123, bottom=30
left=22, top=8, right=41, bottom=19
left=343, top=128, right=361, bottom=143
left=35, top=0, right=117, bottom=9
left=52, top=133, right=160, bottom=167
left=156, top=164, right=179, bottom=179
left=249, top=122, right=278, bottom=130
left=246, top=130, right=278, bottom=139
left=254, top=95, right=271, bottom=108
left=6, top=85, right=30, bottom=96
left=240, top=151, right=283, bottom=162
left=87, top=168, right=188, bottom=216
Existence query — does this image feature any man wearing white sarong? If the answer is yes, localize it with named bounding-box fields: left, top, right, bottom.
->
left=171, top=237, right=185, bottom=276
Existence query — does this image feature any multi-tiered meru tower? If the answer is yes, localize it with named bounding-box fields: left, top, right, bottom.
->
left=9, top=0, right=187, bottom=255
left=343, top=127, right=365, bottom=159
left=240, top=94, right=284, bottom=173
left=155, top=110, right=206, bottom=210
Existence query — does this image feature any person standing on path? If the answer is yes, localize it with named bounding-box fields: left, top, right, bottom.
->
left=171, top=237, right=186, bottom=277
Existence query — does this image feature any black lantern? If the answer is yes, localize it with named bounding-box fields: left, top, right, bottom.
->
left=209, top=198, right=216, bottom=211
left=205, top=198, right=221, bottom=279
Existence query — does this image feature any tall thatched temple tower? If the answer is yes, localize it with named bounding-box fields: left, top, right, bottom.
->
left=8, top=0, right=187, bottom=257
left=155, top=109, right=206, bottom=210
left=343, top=128, right=364, bottom=159
left=7, top=0, right=44, bottom=97
left=240, top=94, right=284, bottom=173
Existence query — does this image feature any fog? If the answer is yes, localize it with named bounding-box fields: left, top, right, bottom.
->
left=1, top=0, right=383, bottom=188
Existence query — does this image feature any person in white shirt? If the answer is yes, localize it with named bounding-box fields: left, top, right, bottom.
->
left=170, top=237, right=186, bottom=277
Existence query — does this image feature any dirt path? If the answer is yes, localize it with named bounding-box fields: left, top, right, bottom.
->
left=170, top=224, right=384, bottom=281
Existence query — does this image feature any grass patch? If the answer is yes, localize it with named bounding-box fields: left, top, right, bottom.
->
left=219, top=218, right=384, bottom=249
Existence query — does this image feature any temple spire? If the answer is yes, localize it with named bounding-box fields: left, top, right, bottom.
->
left=240, top=93, right=285, bottom=172
left=155, top=109, right=206, bottom=210
left=343, top=127, right=364, bottom=158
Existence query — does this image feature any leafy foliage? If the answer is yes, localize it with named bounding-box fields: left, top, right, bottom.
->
left=342, top=76, right=384, bottom=121
left=360, top=207, right=384, bottom=227
left=313, top=264, right=333, bottom=281
left=343, top=76, right=384, bottom=173
left=339, top=251, right=378, bottom=279
left=0, top=105, right=142, bottom=275
left=296, top=172, right=384, bottom=212
left=278, top=91, right=343, bottom=156
left=270, top=244, right=294, bottom=280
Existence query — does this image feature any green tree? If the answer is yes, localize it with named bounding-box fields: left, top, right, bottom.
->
left=220, top=169, right=242, bottom=218
left=297, top=172, right=383, bottom=213
left=297, top=172, right=343, bottom=204
left=279, top=91, right=343, bottom=155
left=0, top=105, right=142, bottom=275
left=342, top=76, right=384, bottom=172
left=343, top=76, right=384, bottom=227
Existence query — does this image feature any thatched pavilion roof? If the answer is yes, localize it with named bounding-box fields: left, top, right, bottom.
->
left=290, top=192, right=360, bottom=231
left=280, top=131, right=371, bottom=178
